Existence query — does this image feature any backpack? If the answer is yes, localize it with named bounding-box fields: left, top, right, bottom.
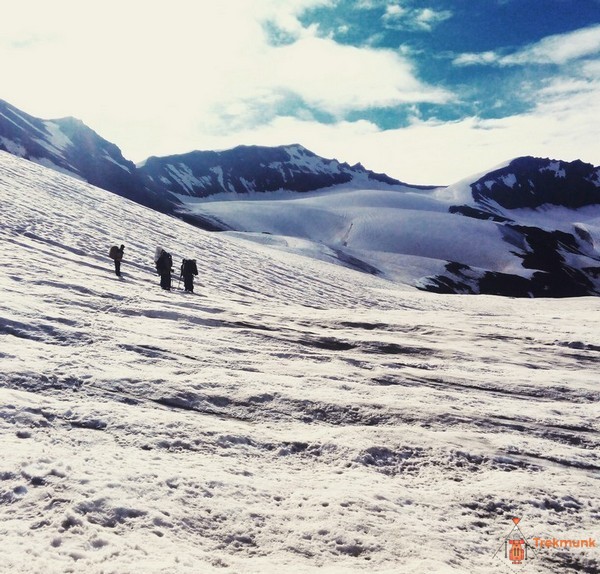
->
left=109, top=245, right=119, bottom=259
left=181, top=259, right=198, bottom=276
left=156, top=251, right=172, bottom=274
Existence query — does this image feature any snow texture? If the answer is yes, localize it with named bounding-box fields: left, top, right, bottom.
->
left=178, top=181, right=600, bottom=294
left=0, top=151, right=599, bottom=573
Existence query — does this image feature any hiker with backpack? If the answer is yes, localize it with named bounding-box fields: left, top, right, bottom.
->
left=155, top=247, right=173, bottom=290
left=109, top=244, right=125, bottom=276
left=180, top=258, right=198, bottom=293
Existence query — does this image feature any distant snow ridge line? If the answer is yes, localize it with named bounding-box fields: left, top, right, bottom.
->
left=470, top=156, right=600, bottom=210
left=3, top=98, right=600, bottom=297
left=138, top=143, right=413, bottom=198
left=1, top=98, right=598, bottom=208
left=0, top=99, right=176, bottom=212
left=0, top=98, right=422, bottom=209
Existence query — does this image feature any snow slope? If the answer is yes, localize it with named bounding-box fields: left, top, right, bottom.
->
left=1, top=151, right=599, bottom=573
left=177, top=186, right=533, bottom=285
left=178, top=163, right=600, bottom=297
left=0, top=99, right=177, bottom=214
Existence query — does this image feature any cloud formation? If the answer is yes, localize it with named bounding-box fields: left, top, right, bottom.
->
left=383, top=4, right=452, bottom=32
left=0, top=0, right=598, bottom=184
left=171, top=68, right=600, bottom=186
left=0, top=0, right=448, bottom=144
left=454, top=24, right=600, bottom=67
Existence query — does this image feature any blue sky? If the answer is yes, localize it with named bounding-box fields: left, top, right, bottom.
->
left=1, top=0, right=599, bottom=183
left=295, top=0, right=600, bottom=122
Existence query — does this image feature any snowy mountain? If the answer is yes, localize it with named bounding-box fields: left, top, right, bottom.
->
left=138, top=144, right=414, bottom=198
left=435, top=157, right=600, bottom=297
left=1, top=151, right=599, bottom=574
left=0, top=99, right=412, bottom=210
left=177, top=155, right=600, bottom=298
left=0, top=99, right=413, bottom=217
left=0, top=99, right=176, bottom=212
left=468, top=157, right=600, bottom=210
left=2, top=99, right=600, bottom=298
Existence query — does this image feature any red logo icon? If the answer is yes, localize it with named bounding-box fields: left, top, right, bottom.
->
left=493, top=517, right=536, bottom=570
left=508, top=539, right=526, bottom=564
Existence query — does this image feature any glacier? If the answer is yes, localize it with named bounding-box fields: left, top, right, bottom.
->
left=0, top=151, right=599, bottom=573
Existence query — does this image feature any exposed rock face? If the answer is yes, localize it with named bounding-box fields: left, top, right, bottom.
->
left=424, top=157, right=600, bottom=297
left=0, top=99, right=176, bottom=212
left=470, top=156, right=600, bottom=209
left=138, top=143, right=406, bottom=198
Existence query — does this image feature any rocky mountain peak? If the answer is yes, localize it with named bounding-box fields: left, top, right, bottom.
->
left=470, top=156, right=600, bottom=209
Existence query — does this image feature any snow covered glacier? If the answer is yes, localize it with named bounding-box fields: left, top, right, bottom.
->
left=0, top=151, right=599, bottom=573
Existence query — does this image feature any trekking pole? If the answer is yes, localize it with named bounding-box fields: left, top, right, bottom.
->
left=178, top=273, right=182, bottom=289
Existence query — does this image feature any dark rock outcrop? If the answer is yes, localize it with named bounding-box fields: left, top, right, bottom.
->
left=138, top=144, right=408, bottom=198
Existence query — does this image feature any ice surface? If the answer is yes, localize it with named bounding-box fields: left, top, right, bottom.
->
left=180, top=186, right=527, bottom=282
left=0, top=151, right=598, bottom=573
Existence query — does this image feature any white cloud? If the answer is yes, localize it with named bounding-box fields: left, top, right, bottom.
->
left=383, top=4, right=452, bottom=32
left=264, top=37, right=451, bottom=114
left=384, top=5, right=406, bottom=18
left=413, top=8, right=453, bottom=31
left=353, top=0, right=453, bottom=31
left=0, top=0, right=449, bottom=143
left=353, top=0, right=387, bottom=8
left=452, top=51, right=500, bottom=67
left=1, top=0, right=598, bottom=185
left=153, top=72, right=600, bottom=186
left=0, top=0, right=449, bottom=122
left=503, top=24, right=600, bottom=66
left=454, top=24, right=600, bottom=67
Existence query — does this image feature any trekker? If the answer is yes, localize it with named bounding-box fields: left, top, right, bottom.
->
left=180, top=259, right=199, bottom=293
left=109, top=244, right=125, bottom=276
left=155, top=247, right=173, bottom=290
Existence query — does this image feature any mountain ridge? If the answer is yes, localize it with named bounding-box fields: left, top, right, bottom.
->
left=2, top=98, right=600, bottom=298
left=2, top=98, right=599, bottom=212
left=0, top=99, right=177, bottom=212
left=470, top=156, right=600, bottom=210
left=138, top=143, right=432, bottom=199
left=0, top=99, right=419, bottom=208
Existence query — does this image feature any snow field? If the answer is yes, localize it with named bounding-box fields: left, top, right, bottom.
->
left=180, top=186, right=535, bottom=285
left=0, top=152, right=599, bottom=573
